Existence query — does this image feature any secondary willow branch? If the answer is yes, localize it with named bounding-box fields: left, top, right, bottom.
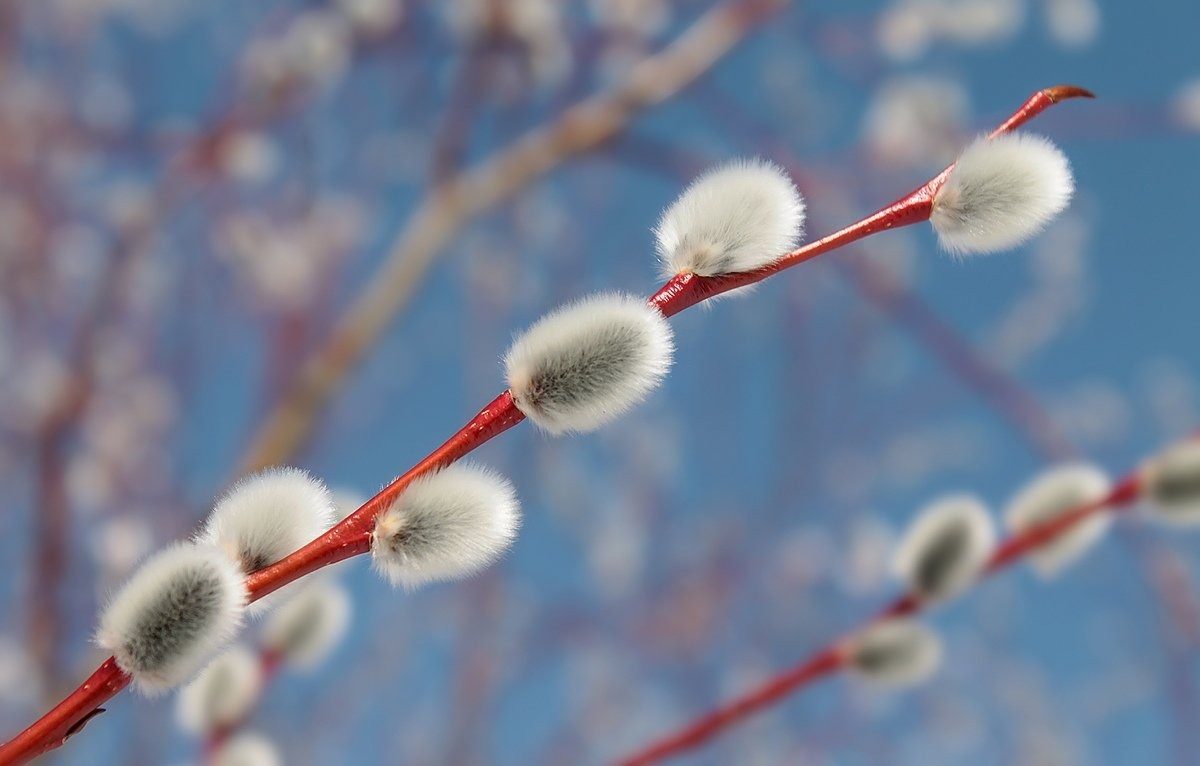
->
left=616, top=465, right=1153, bottom=765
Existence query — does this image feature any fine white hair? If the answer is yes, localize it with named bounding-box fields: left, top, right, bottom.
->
left=371, top=464, right=521, bottom=589
left=198, top=467, right=335, bottom=613
left=261, top=579, right=352, bottom=669
left=98, top=543, right=247, bottom=694
left=847, top=618, right=943, bottom=688
left=1004, top=463, right=1112, bottom=577
left=930, top=132, right=1074, bottom=255
left=212, top=732, right=282, bottom=766
left=892, top=494, right=995, bottom=603
left=176, top=645, right=263, bottom=736
left=505, top=293, right=674, bottom=435
left=1144, top=440, right=1200, bottom=526
left=655, top=158, right=805, bottom=279
left=331, top=488, right=368, bottom=522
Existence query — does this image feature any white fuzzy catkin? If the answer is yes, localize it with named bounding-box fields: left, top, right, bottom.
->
left=847, top=618, right=942, bottom=688
left=1144, top=440, right=1200, bottom=525
left=505, top=293, right=674, bottom=434
left=930, top=132, right=1074, bottom=255
left=176, top=646, right=263, bottom=736
left=372, top=464, right=520, bottom=589
left=212, top=732, right=282, bottom=766
left=261, top=580, right=352, bottom=669
left=1004, top=463, right=1112, bottom=577
left=98, top=543, right=247, bottom=694
left=199, top=467, right=335, bottom=612
left=655, top=159, right=805, bottom=279
left=892, top=495, right=995, bottom=602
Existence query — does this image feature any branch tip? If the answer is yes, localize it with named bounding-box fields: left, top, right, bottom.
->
left=1044, top=84, right=1095, bottom=102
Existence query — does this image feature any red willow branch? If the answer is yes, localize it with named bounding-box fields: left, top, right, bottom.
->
left=614, top=127, right=1200, bottom=761
left=0, top=83, right=1088, bottom=765
left=613, top=125, right=1080, bottom=463
left=618, top=470, right=1149, bottom=766
left=235, top=0, right=790, bottom=473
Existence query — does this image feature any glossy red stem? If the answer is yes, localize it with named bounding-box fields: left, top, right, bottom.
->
left=648, top=189, right=936, bottom=317
left=0, top=85, right=1091, bottom=765
left=619, top=648, right=846, bottom=766
left=648, top=84, right=1093, bottom=317
left=0, top=393, right=524, bottom=766
left=245, top=390, right=526, bottom=603
left=0, top=658, right=131, bottom=765
left=620, top=469, right=1144, bottom=766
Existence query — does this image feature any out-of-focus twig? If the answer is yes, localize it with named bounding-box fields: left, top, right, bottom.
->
left=618, top=470, right=1149, bottom=765
left=431, top=41, right=488, bottom=183
left=25, top=183, right=179, bottom=698
left=15, top=1, right=410, bottom=696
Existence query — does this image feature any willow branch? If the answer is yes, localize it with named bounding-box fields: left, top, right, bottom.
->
left=618, top=470, right=1150, bottom=765
left=237, top=0, right=789, bottom=472
left=0, top=82, right=1087, bottom=766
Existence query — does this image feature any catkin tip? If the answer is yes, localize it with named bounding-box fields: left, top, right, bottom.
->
left=371, top=464, right=521, bottom=589
left=504, top=293, right=674, bottom=434
left=930, top=132, right=1074, bottom=256
left=655, top=158, right=805, bottom=280
left=198, top=466, right=336, bottom=613
left=98, top=542, right=247, bottom=695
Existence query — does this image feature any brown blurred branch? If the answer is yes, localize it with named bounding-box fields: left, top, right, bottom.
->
left=619, top=471, right=1149, bottom=765
left=25, top=187, right=177, bottom=697
left=15, top=0, right=404, bottom=699
left=237, top=0, right=788, bottom=473
left=431, top=41, right=488, bottom=183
